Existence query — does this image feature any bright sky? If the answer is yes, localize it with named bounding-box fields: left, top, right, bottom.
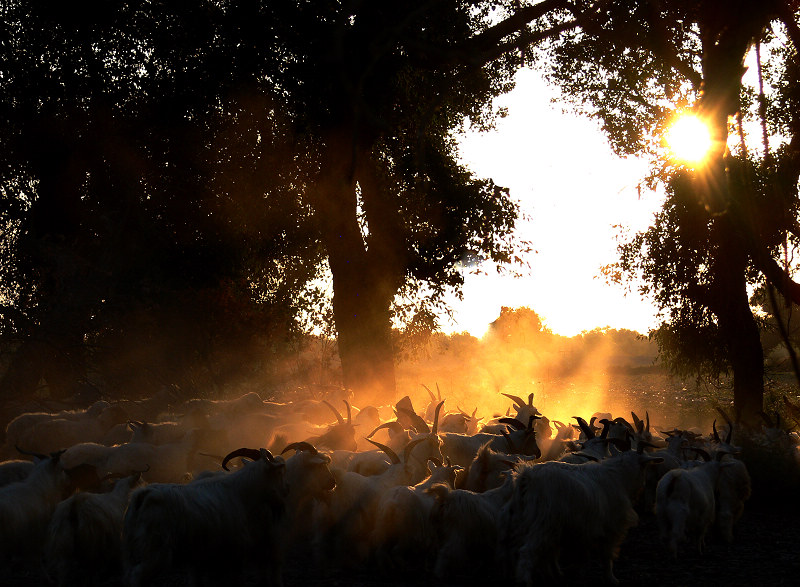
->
left=444, top=68, right=664, bottom=338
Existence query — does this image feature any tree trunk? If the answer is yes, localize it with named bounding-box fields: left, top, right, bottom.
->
left=312, top=127, right=400, bottom=403
left=711, top=213, right=764, bottom=428
left=697, top=9, right=770, bottom=427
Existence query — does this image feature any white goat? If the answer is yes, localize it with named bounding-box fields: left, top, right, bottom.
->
left=0, top=458, right=35, bottom=487
left=44, top=473, right=145, bottom=586
left=426, top=473, right=517, bottom=579
left=500, top=448, right=662, bottom=585
left=123, top=447, right=286, bottom=586
left=370, top=457, right=462, bottom=570
left=655, top=451, right=733, bottom=556
left=5, top=401, right=128, bottom=454
left=312, top=434, right=440, bottom=567
left=0, top=451, right=74, bottom=561
left=60, top=429, right=201, bottom=483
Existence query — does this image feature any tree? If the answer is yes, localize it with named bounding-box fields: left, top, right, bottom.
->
left=0, top=2, right=324, bottom=399
left=3, top=1, right=610, bottom=401
left=258, top=1, right=609, bottom=400
left=547, top=1, right=800, bottom=425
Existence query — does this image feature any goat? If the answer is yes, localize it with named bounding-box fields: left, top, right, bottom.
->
left=0, top=458, right=35, bottom=487
left=500, top=447, right=662, bottom=585
left=370, top=457, right=462, bottom=571
left=312, top=436, right=436, bottom=567
left=655, top=450, right=733, bottom=556
left=461, top=442, right=517, bottom=492
left=502, top=392, right=551, bottom=440
left=0, top=450, right=75, bottom=561
left=304, top=400, right=357, bottom=452
left=122, top=447, right=288, bottom=586
left=60, top=429, right=202, bottom=483
left=44, top=473, right=146, bottom=586
left=5, top=401, right=128, bottom=455
left=426, top=473, right=517, bottom=579
left=440, top=415, right=539, bottom=468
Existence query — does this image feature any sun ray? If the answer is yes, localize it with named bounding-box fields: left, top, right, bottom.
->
left=665, top=114, right=713, bottom=166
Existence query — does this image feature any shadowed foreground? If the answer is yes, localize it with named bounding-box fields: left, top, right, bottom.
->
left=1, top=494, right=797, bottom=587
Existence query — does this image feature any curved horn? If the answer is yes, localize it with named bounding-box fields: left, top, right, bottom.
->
left=431, top=400, right=445, bottom=435
left=427, top=457, right=443, bottom=468
left=712, top=419, right=721, bottom=443
left=222, top=448, right=261, bottom=471
left=403, top=437, right=428, bottom=465
left=367, top=421, right=405, bottom=438
left=343, top=400, right=352, bottom=424
left=527, top=392, right=534, bottom=406
left=322, top=400, right=344, bottom=424
left=436, top=383, right=442, bottom=401
left=15, top=445, right=49, bottom=461
left=422, top=384, right=436, bottom=403
left=573, top=417, right=594, bottom=438
left=502, top=393, right=527, bottom=409
left=281, top=441, right=319, bottom=455
left=366, top=438, right=400, bottom=464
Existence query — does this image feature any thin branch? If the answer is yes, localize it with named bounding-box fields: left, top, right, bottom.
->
left=777, top=1, right=800, bottom=55
left=417, top=0, right=610, bottom=68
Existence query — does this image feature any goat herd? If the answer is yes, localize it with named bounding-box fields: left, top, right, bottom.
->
left=0, top=386, right=798, bottom=586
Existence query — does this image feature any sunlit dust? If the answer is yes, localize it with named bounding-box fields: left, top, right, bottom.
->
left=665, top=114, right=713, bottom=166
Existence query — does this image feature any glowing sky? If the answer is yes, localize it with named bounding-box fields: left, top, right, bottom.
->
left=445, top=68, right=664, bottom=338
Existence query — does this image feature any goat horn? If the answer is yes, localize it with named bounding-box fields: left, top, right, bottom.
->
left=322, top=400, right=344, bottom=424
left=366, top=438, right=400, bottom=465
left=502, top=393, right=527, bottom=409
left=431, top=400, right=445, bottom=435
left=281, top=442, right=318, bottom=455
left=222, top=448, right=262, bottom=471
left=573, top=417, right=594, bottom=438
left=403, top=437, right=427, bottom=465
left=422, top=384, right=436, bottom=403
left=15, top=445, right=51, bottom=461
left=367, top=421, right=404, bottom=438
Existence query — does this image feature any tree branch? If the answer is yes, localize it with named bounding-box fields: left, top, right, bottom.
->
left=777, top=1, right=800, bottom=55
left=413, top=0, right=610, bottom=68
left=753, top=245, right=800, bottom=306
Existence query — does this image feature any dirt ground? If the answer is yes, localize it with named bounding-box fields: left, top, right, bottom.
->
left=1, top=488, right=797, bottom=587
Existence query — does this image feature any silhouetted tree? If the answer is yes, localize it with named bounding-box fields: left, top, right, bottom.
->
left=0, top=2, right=323, bottom=399
left=550, top=1, right=800, bottom=425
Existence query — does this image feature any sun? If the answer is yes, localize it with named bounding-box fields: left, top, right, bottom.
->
left=665, top=114, right=713, bottom=166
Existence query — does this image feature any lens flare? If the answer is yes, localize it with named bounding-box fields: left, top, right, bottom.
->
left=665, top=115, right=713, bottom=166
